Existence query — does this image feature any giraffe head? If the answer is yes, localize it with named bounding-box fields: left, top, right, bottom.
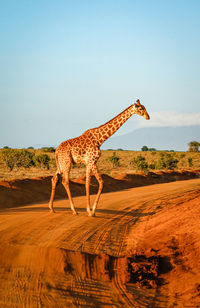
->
left=133, top=99, right=150, bottom=120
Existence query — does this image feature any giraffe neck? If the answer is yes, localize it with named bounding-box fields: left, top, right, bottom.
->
left=93, top=104, right=136, bottom=146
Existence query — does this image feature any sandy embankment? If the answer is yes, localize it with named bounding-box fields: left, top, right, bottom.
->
left=0, top=169, right=199, bottom=209
left=0, top=174, right=200, bottom=307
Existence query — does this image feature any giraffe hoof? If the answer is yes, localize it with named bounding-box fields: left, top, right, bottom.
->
left=89, top=211, right=95, bottom=217
left=73, top=211, right=78, bottom=215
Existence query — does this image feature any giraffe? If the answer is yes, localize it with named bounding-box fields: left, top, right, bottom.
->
left=49, top=99, right=150, bottom=216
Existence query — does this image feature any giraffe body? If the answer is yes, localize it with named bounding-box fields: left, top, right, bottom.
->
left=49, top=99, right=150, bottom=216
left=58, top=130, right=101, bottom=166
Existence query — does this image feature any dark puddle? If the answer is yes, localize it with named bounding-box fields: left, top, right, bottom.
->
left=63, top=249, right=172, bottom=288
left=60, top=249, right=175, bottom=307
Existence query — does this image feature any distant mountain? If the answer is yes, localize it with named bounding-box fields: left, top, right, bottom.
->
left=101, top=126, right=200, bottom=151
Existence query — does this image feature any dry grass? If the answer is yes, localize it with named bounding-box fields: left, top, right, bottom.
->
left=0, top=149, right=200, bottom=181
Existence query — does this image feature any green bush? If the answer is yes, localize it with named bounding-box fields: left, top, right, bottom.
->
left=179, top=153, right=186, bottom=159
left=2, top=149, right=53, bottom=171
left=132, top=155, right=148, bottom=173
left=156, top=158, right=166, bottom=169
left=149, top=162, right=156, bottom=170
left=156, top=153, right=179, bottom=170
left=34, top=154, right=50, bottom=169
left=16, top=150, right=35, bottom=168
left=2, top=149, right=18, bottom=171
left=42, top=147, right=55, bottom=153
left=188, top=157, right=193, bottom=167
left=2, top=149, right=35, bottom=170
left=107, top=152, right=120, bottom=168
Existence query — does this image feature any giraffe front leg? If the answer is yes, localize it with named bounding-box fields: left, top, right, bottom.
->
left=91, top=165, right=103, bottom=217
left=86, top=167, right=92, bottom=216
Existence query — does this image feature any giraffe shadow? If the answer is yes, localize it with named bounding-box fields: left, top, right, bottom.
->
left=96, top=208, right=156, bottom=218
left=0, top=206, right=156, bottom=220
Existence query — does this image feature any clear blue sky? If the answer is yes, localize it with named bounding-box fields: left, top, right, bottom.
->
left=1, top=0, right=200, bottom=148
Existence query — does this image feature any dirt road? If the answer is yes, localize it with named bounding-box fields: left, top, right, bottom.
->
left=0, top=179, right=200, bottom=307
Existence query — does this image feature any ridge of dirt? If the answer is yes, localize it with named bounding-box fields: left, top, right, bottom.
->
left=0, top=170, right=199, bottom=209
left=127, top=194, right=200, bottom=307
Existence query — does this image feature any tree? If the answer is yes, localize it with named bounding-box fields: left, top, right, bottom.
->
left=149, top=148, right=157, bottom=151
left=141, top=145, right=148, bottom=151
left=188, top=141, right=200, bottom=152
left=42, top=147, right=55, bottom=152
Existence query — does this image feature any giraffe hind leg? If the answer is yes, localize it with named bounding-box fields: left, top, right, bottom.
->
left=62, top=170, right=78, bottom=215
left=49, top=172, right=60, bottom=213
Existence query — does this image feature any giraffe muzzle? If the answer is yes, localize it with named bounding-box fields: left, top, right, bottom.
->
left=145, top=113, right=150, bottom=120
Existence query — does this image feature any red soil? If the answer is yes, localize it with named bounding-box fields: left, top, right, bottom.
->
left=0, top=174, right=200, bottom=307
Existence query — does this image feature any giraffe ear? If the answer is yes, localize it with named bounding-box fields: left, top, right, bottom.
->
left=136, top=99, right=141, bottom=106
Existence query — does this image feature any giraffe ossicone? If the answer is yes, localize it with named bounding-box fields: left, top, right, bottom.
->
left=49, top=99, right=150, bottom=216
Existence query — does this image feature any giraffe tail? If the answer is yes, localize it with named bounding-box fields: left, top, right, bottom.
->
left=55, top=152, right=61, bottom=174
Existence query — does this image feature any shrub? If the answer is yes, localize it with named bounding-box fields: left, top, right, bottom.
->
left=107, top=152, right=120, bottom=168
left=34, top=154, right=50, bottom=169
left=42, top=147, right=55, bottom=153
left=16, top=150, right=35, bottom=168
left=179, top=153, right=186, bottom=159
left=2, top=149, right=35, bottom=170
left=132, top=155, right=148, bottom=173
left=156, top=153, right=179, bottom=170
left=155, top=158, right=166, bottom=169
left=149, top=162, right=156, bottom=170
left=188, top=157, right=193, bottom=167
left=2, top=149, right=18, bottom=171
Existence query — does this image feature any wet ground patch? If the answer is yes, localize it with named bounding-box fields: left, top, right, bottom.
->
left=63, top=249, right=172, bottom=289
